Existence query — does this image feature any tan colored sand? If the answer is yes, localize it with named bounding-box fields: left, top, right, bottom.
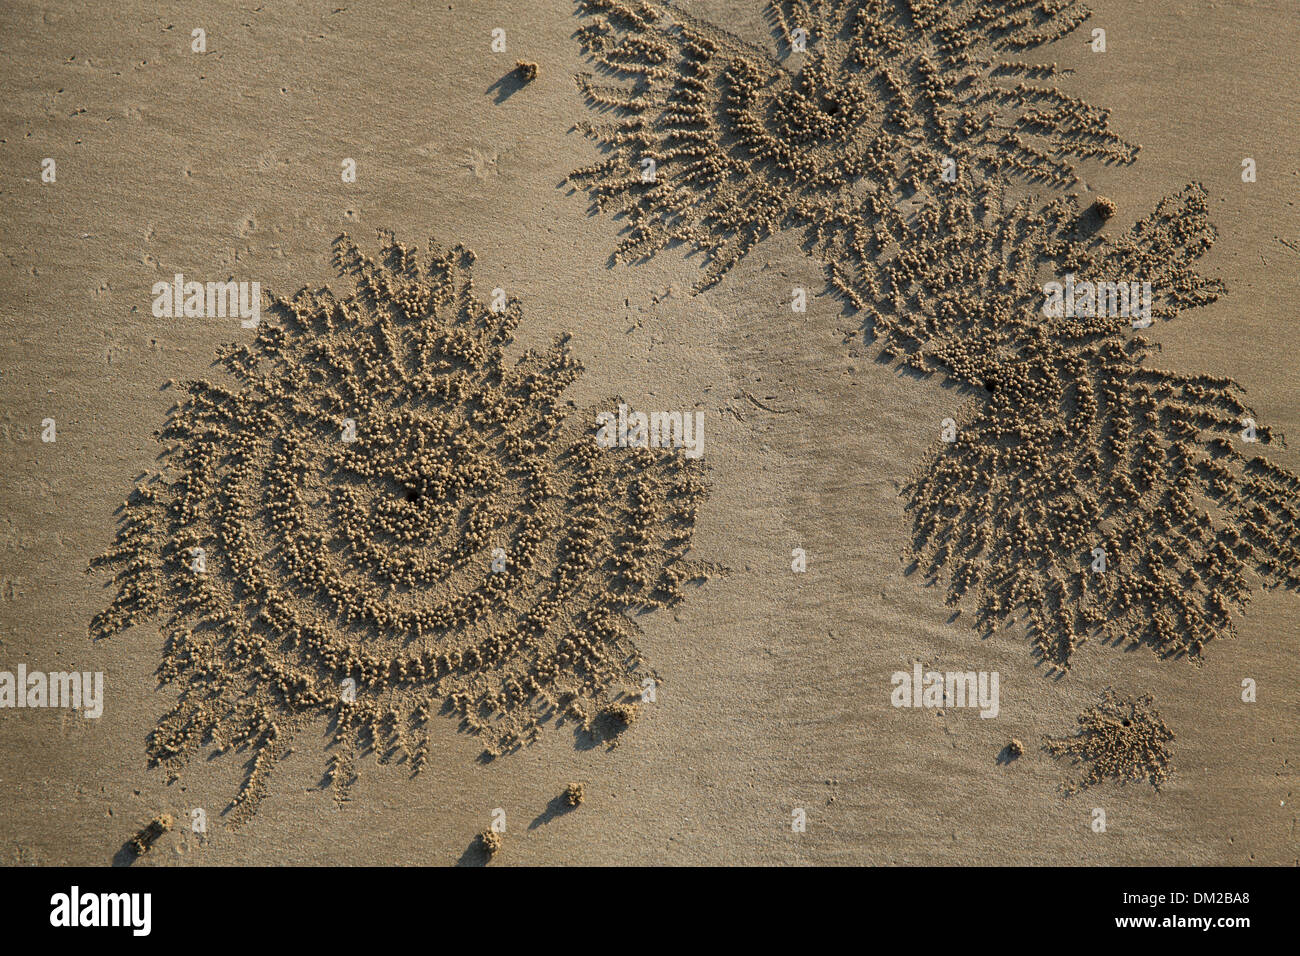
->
left=0, top=0, right=1296, bottom=865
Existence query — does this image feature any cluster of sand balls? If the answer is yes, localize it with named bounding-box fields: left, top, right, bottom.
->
left=877, top=184, right=1300, bottom=668
left=90, top=234, right=712, bottom=823
left=1044, top=690, right=1175, bottom=793
left=127, top=813, right=174, bottom=857
left=478, top=828, right=503, bottom=858
left=568, top=1, right=1300, bottom=687
left=568, top=0, right=1136, bottom=294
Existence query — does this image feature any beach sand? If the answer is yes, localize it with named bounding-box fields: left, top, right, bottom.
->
left=1, top=0, right=1296, bottom=865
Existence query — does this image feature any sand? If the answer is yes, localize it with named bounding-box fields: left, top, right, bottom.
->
left=1, top=0, right=1297, bottom=865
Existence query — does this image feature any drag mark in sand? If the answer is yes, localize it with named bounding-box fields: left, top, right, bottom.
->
left=90, top=234, right=712, bottom=823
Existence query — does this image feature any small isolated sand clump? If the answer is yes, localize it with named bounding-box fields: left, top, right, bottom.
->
left=515, top=60, right=538, bottom=82
left=1008, top=738, right=1025, bottom=758
left=564, top=781, right=585, bottom=806
left=479, top=828, right=503, bottom=857
left=1044, top=690, right=1175, bottom=794
left=90, top=233, right=714, bottom=824
left=1092, top=195, right=1117, bottom=221
left=128, top=813, right=174, bottom=857
left=605, top=702, right=638, bottom=728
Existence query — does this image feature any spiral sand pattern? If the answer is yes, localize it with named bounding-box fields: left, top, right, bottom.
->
left=569, top=0, right=1136, bottom=297
left=90, top=235, right=712, bottom=822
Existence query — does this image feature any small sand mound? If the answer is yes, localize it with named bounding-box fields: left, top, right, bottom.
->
left=478, top=828, right=503, bottom=857
left=1044, top=690, right=1175, bottom=793
left=128, top=813, right=174, bottom=857
left=90, top=234, right=713, bottom=823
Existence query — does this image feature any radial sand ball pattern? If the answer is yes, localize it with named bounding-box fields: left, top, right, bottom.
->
left=1043, top=689, right=1175, bottom=794
left=881, top=186, right=1300, bottom=669
left=90, top=234, right=713, bottom=822
left=569, top=0, right=1136, bottom=298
